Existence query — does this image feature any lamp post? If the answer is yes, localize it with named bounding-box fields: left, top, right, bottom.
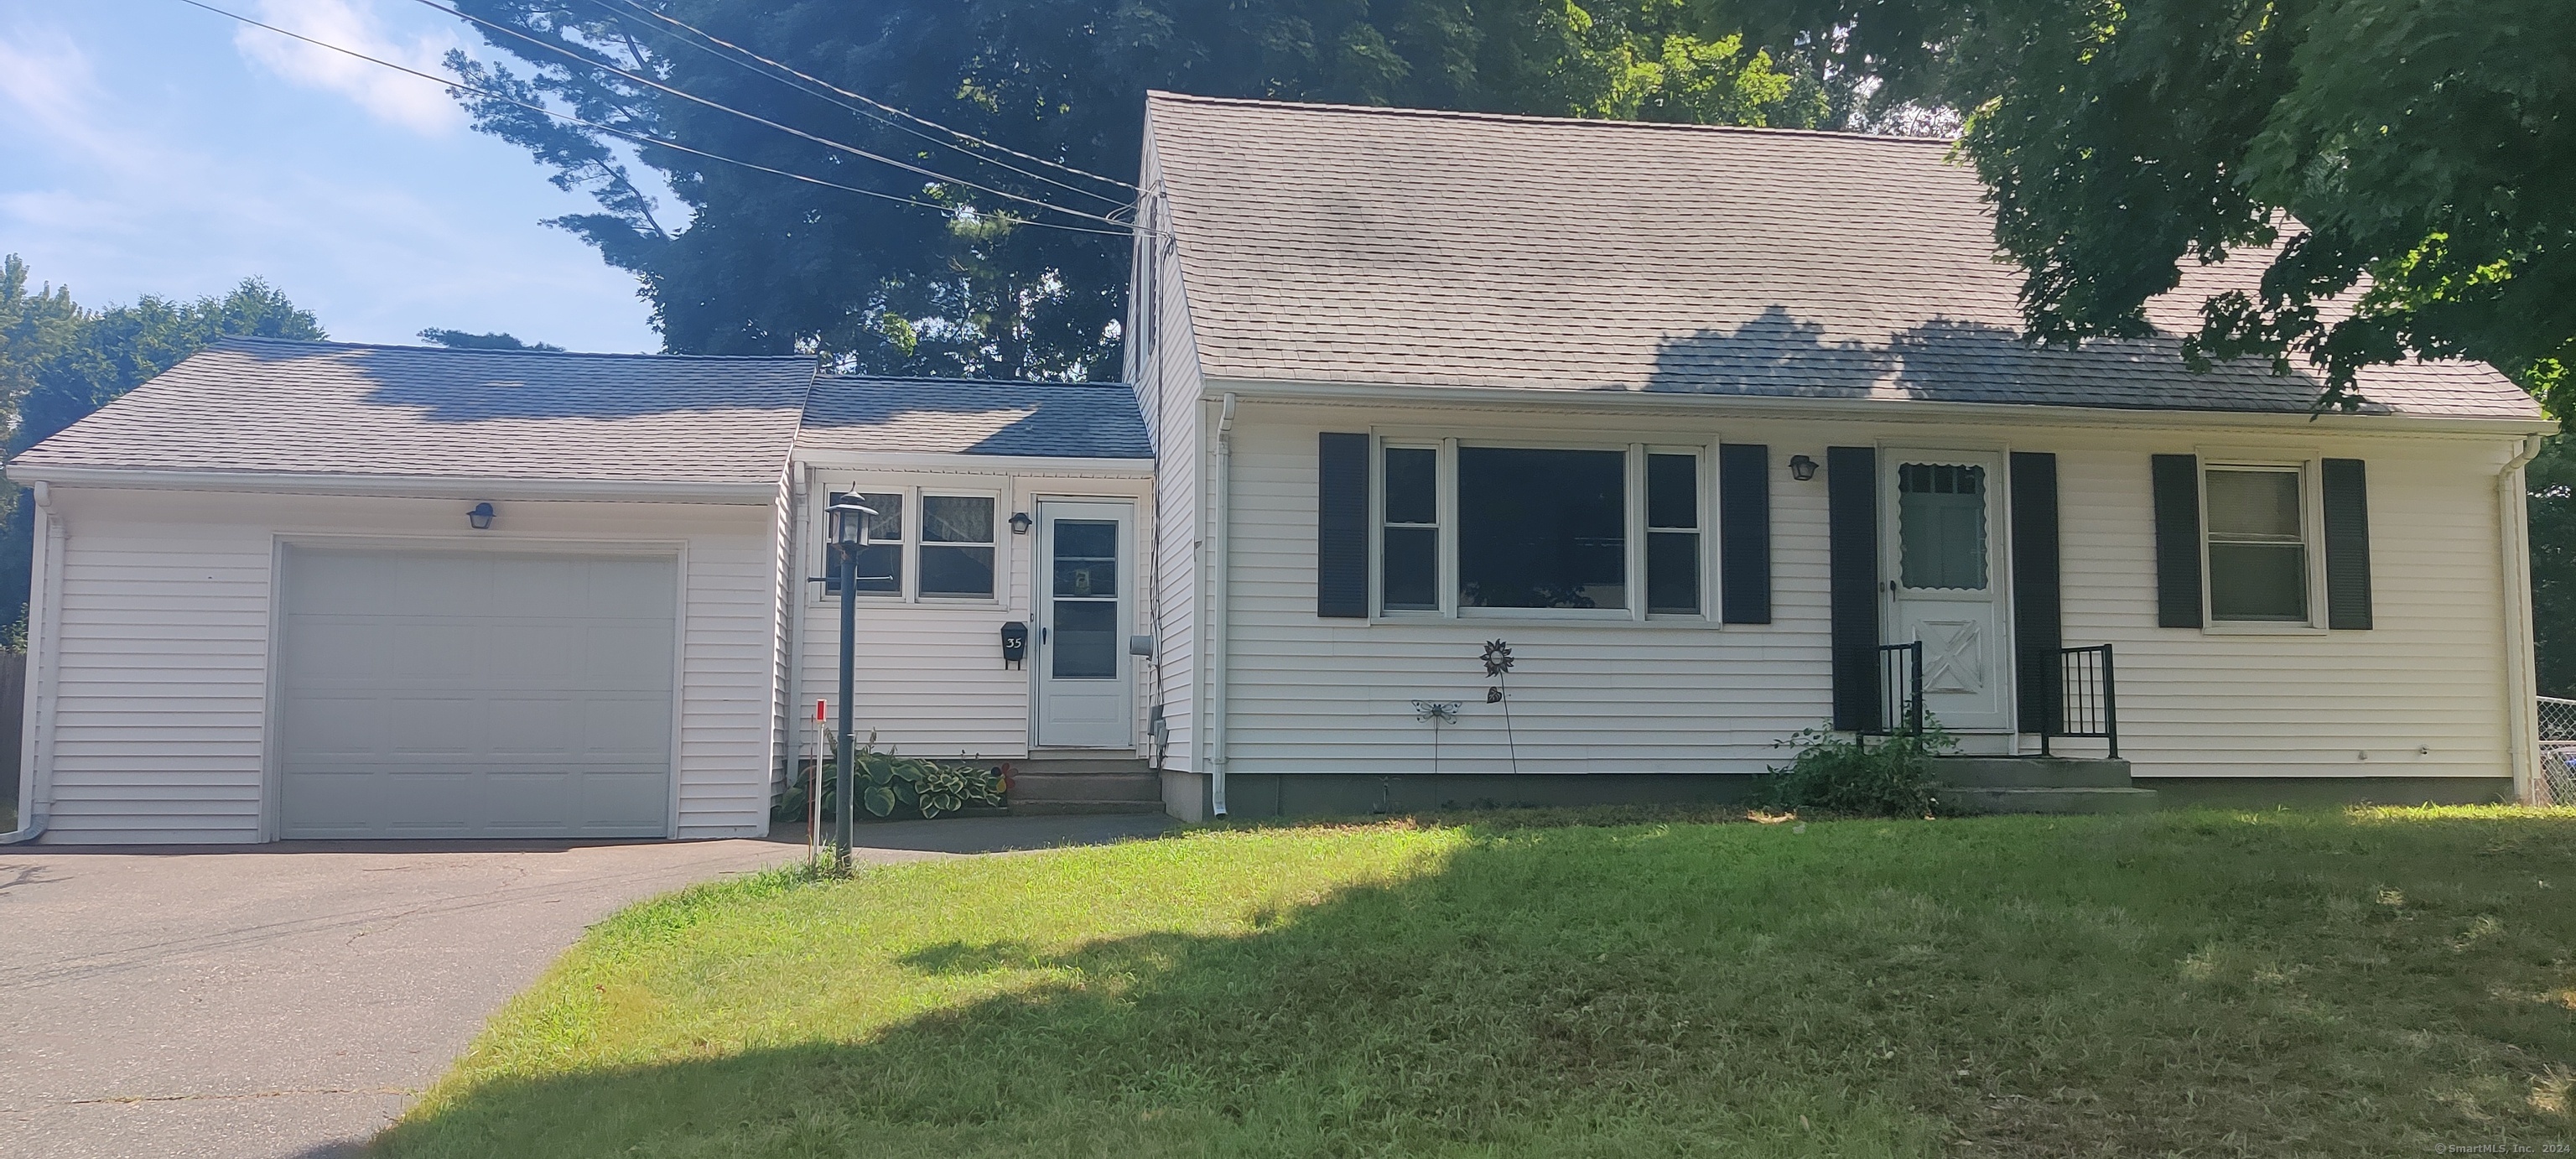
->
left=824, top=493, right=876, bottom=866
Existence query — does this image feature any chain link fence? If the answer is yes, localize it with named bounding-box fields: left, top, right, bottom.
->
left=2539, top=697, right=2576, bottom=806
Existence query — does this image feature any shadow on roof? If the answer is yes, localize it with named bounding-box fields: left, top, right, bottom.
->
left=1641, top=305, right=2357, bottom=414
left=228, top=340, right=814, bottom=422
left=801, top=377, right=1152, bottom=458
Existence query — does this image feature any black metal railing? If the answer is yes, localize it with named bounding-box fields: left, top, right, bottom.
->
left=1861, top=641, right=1924, bottom=738
left=2041, top=643, right=2120, bottom=758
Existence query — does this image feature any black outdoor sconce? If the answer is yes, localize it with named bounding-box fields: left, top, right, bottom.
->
left=1787, top=455, right=1819, bottom=482
left=1009, top=512, right=1033, bottom=535
left=467, top=502, right=496, bottom=530
left=1000, top=621, right=1029, bottom=668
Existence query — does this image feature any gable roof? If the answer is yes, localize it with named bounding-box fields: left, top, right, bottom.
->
left=1143, top=92, right=2540, bottom=423
left=800, top=376, right=1152, bottom=459
left=6, top=339, right=1156, bottom=493
left=8, top=338, right=818, bottom=491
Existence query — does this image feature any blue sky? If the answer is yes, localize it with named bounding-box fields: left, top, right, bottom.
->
left=0, top=0, right=662, bottom=352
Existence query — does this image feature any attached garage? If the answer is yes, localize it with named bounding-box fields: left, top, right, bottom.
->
left=3, top=337, right=816, bottom=845
left=277, top=548, right=678, bottom=839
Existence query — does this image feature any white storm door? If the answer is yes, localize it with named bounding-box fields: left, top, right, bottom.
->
left=1033, top=502, right=1135, bottom=748
left=1882, top=451, right=2013, bottom=731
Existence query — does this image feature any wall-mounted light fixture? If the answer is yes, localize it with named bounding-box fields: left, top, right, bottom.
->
left=1787, top=455, right=1819, bottom=482
left=1009, top=512, right=1033, bottom=535
left=467, top=502, right=496, bottom=530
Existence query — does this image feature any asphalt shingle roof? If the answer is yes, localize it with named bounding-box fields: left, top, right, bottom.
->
left=1144, top=92, right=2541, bottom=422
left=800, top=377, right=1152, bottom=459
left=9, top=337, right=818, bottom=486
left=8, top=339, right=1156, bottom=483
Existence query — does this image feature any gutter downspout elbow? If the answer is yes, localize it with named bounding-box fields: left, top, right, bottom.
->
left=2501, top=434, right=2547, bottom=803
left=1209, top=392, right=1237, bottom=818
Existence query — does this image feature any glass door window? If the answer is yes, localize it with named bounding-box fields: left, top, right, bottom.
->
left=1050, top=520, right=1119, bottom=679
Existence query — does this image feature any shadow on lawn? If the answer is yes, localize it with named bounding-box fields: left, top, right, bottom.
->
left=375, top=812, right=2576, bottom=1158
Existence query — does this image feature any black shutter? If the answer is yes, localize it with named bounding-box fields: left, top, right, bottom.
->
left=1316, top=433, right=1370, bottom=618
left=2151, top=454, right=2204, bottom=628
left=2009, top=453, right=2063, bottom=735
left=1718, top=444, right=1771, bottom=624
left=2322, top=458, right=2373, bottom=630
left=1827, top=447, right=1880, bottom=732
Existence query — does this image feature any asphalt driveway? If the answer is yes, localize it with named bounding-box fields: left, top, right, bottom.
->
left=0, top=814, right=1172, bottom=1159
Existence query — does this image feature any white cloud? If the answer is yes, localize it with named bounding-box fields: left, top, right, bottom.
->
left=0, top=28, right=121, bottom=160
left=234, top=0, right=465, bottom=134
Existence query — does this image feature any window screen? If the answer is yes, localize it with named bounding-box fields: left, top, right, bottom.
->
left=1457, top=447, right=1626, bottom=610
left=1646, top=453, right=1700, bottom=615
left=1381, top=446, right=1439, bottom=612
left=920, top=496, right=995, bottom=599
left=827, top=491, right=904, bottom=595
left=2205, top=467, right=2307, bottom=621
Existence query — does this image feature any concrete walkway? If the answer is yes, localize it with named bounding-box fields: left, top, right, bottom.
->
left=0, top=814, right=1172, bottom=1159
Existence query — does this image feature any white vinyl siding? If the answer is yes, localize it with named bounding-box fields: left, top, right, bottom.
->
left=1205, top=397, right=2521, bottom=783
left=27, top=488, right=782, bottom=844
left=1131, top=147, right=1206, bottom=779
left=793, top=463, right=1152, bottom=764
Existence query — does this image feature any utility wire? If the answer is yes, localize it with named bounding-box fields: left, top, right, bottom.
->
left=595, top=0, right=1136, bottom=196
left=582, top=0, right=1132, bottom=209
left=400, top=0, right=1134, bottom=229
left=170, top=0, right=1135, bottom=238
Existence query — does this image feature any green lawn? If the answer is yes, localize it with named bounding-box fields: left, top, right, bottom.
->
left=377, top=808, right=2576, bottom=1157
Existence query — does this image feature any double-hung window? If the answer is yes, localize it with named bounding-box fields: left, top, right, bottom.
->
left=2204, top=465, right=2309, bottom=622
left=823, top=489, right=998, bottom=601
left=828, top=491, right=905, bottom=596
left=1377, top=441, right=1706, bottom=620
left=919, top=496, right=996, bottom=599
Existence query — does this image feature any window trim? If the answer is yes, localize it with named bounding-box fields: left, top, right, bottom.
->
left=2196, top=453, right=2329, bottom=635
left=813, top=482, right=1009, bottom=609
left=1363, top=431, right=1720, bottom=626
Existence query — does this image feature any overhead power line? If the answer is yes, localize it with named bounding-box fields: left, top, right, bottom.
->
left=170, top=0, right=1135, bottom=239
left=593, top=0, right=1136, bottom=199
left=400, top=0, right=1135, bottom=230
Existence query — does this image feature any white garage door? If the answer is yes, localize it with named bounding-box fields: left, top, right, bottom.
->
left=278, top=548, right=678, bottom=839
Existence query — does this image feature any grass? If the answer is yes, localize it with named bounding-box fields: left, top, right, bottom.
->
left=377, top=808, right=2576, bottom=1157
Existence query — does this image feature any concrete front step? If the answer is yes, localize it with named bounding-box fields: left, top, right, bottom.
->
left=1930, top=756, right=2133, bottom=789
left=1006, top=763, right=1163, bottom=817
left=1943, top=786, right=2162, bottom=815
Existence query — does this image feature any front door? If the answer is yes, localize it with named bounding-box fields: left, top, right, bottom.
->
left=1882, top=450, right=2013, bottom=731
left=1034, top=502, right=1135, bottom=748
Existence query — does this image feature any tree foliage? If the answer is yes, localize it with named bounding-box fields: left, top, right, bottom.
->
left=0, top=256, right=325, bottom=638
left=419, top=327, right=565, bottom=351
left=1784, top=0, right=2573, bottom=414
left=443, top=0, right=1855, bottom=379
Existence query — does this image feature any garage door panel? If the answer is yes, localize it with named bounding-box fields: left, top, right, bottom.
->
left=280, top=548, right=677, bottom=839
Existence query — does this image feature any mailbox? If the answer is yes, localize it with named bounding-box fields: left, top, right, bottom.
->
left=1000, top=621, right=1029, bottom=668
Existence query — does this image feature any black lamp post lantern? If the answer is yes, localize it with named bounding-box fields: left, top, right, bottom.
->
left=823, top=493, right=877, bottom=865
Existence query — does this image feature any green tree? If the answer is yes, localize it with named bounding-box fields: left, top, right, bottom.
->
left=0, top=258, right=325, bottom=641
left=418, top=327, right=565, bottom=351
left=443, top=0, right=1842, bottom=379
left=1759, top=0, right=2573, bottom=415
left=2530, top=435, right=2576, bottom=697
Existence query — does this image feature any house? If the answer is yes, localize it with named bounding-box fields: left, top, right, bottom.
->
left=1, top=94, right=2552, bottom=843
left=1122, top=93, right=2553, bottom=820
left=1, top=339, right=1152, bottom=844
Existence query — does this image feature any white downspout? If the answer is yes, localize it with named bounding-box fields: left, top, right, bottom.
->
left=1208, top=392, right=1237, bottom=817
left=3, top=484, right=61, bottom=844
left=2499, top=434, right=2546, bottom=803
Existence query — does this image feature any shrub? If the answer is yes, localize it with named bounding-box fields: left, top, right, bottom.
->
left=775, top=733, right=1006, bottom=821
left=1757, top=720, right=1956, bottom=818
